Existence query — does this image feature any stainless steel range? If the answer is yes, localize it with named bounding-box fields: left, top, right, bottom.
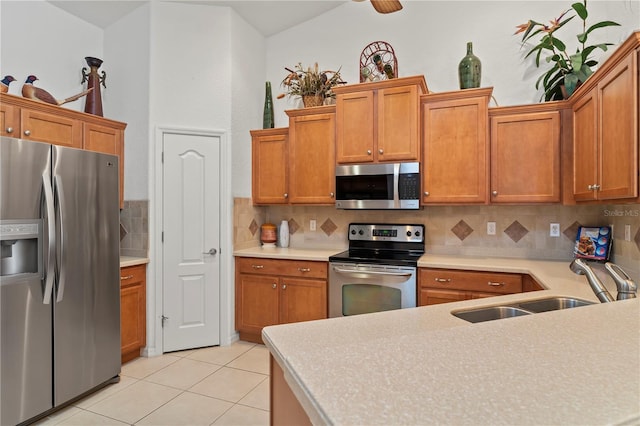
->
left=329, top=223, right=425, bottom=318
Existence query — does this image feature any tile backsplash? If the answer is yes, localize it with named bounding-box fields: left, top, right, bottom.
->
left=234, top=198, right=640, bottom=281
left=120, top=200, right=148, bottom=257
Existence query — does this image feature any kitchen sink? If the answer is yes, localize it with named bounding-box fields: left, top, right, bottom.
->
left=452, top=306, right=531, bottom=323
left=517, top=297, right=594, bottom=313
left=452, top=297, right=595, bottom=323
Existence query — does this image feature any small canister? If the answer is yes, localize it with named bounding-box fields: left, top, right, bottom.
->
left=260, top=223, right=277, bottom=248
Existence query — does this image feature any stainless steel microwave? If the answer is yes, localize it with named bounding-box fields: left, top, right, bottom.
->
left=335, top=162, right=421, bottom=209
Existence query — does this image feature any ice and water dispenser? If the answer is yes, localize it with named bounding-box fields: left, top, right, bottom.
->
left=0, top=219, right=42, bottom=280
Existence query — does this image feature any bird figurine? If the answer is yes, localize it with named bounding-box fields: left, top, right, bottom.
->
left=1, top=75, right=16, bottom=93
left=21, top=75, right=93, bottom=106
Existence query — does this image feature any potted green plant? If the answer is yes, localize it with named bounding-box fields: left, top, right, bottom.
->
left=278, top=63, right=345, bottom=107
left=515, top=0, right=620, bottom=101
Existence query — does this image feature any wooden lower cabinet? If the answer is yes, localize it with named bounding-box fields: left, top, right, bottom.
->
left=418, top=268, right=545, bottom=306
left=235, top=257, right=327, bottom=343
left=120, top=264, right=146, bottom=364
left=271, top=355, right=312, bottom=426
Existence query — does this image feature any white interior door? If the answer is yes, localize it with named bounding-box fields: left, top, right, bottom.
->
left=162, top=131, right=220, bottom=352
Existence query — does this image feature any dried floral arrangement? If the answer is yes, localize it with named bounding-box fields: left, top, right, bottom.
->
left=278, top=63, right=346, bottom=102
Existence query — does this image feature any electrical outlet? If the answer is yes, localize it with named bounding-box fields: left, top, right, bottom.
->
left=310, top=219, right=316, bottom=232
left=625, top=224, right=631, bottom=241
left=550, top=223, right=560, bottom=237
left=487, top=222, right=496, bottom=235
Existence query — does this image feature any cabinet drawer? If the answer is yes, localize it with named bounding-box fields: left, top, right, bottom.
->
left=420, top=268, right=522, bottom=294
left=236, top=257, right=327, bottom=279
left=120, top=264, right=146, bottom=288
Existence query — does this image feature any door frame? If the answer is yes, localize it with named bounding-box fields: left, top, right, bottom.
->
left=148, top=126, right=235, bottom=357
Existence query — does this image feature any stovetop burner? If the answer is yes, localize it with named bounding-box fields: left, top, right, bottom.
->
left=329, top=223, right=425, bottom=267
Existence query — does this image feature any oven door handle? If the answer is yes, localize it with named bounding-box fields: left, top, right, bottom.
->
left=333, top=266, right=413, bottom=277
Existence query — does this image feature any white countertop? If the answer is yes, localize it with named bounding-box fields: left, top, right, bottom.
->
left=119, top=256, right=149, bottom=267
left=259, top=252, right=640, bottom=425
left=233, top=246, right=343, bottom=262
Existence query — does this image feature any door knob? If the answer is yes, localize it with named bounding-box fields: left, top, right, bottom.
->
left=203, top=248, right=218, bottom=255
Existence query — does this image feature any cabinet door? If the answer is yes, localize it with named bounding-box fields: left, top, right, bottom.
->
left=0, top=101, right=19, bottom=137
left=84, top=123, right=124, bottom=208
left=289, top=112, right=336, bottom=204
left=573, top=88, right=599, bottom=201
left=597, top=53, right=638, bottom=200
left=120, top=265, right=146, bottom=364
left=235, top=273, right=279, bottom=336
left=419, top=288, right=468, bottom=306
left=251, top=129, right=288, bottom=204
left=336, top=91, right=374, bottom=163
left=279, top=277, right=327, bottom=324
left=490, top=111, right=561, bottom=203
left=377, top=84, right=420, bottom=161
left=20, top=108, right=82, bottom=148
left=422, top=96, right=488, bottom=204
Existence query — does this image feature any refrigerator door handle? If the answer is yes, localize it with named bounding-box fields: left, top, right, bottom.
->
left=54, top=175, right=66, bottom=303
left=42, top=172, right=55, bottom=304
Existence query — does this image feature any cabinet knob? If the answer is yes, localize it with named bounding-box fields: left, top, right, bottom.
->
left=5, top=127, right=13, bottom=134
left=424, top=191, right=430, bottom=197
left=434, top=278, right=451, bottom=283
left=594, top=184, right=600, bottom=190
left=23, top=130, right=31, bottom=136
left=330, top=192, right=334, bottom=198
left=283, top=193, right=288, bottom=198
left=272, top=283, right=277, bottom=289
left=492, top=190, right=498, bottom=196
left=282, top=284, right=287, bottom=290
left=367, top=150, right=372, bottom=155
left=378, top=149, right=384, bottom=154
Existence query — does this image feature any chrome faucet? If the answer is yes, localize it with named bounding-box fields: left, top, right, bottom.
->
left=569, top=259, right=614, bottom=302
left=605, top=262, right=637, bottom=300
left=570, top=259, right=638, bottom=302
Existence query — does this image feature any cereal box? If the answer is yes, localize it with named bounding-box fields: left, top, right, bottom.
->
left=574, top=226, right=612, bottom=261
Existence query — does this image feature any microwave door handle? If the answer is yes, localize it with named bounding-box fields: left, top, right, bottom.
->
left=333, top=266, right=412, bottom=278
left=393, top=163, right=400, bottom=208
left=42, top=172, right=55, bottom=304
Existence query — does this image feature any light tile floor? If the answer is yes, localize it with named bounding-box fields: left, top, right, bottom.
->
left=35, top=341, right=270, bottom=426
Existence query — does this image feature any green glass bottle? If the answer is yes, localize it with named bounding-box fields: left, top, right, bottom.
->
left=263, top=81, right=274, bottom=129
left=458, top=42, right=481, bottom=89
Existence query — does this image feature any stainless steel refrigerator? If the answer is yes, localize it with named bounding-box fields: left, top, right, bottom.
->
left=1, top=136, right=121, bottom=425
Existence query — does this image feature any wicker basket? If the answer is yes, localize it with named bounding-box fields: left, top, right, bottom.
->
left=302, top=95, right=324, bottom=108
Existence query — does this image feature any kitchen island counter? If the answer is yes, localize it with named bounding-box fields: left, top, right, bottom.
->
left=263, top=255, right=640, bottom=425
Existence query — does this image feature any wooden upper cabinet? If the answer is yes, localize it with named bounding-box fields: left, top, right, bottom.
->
left=287, top=106, right=336, bottom=204
left=490, top=107, right=561, bottom=203
left=571, top=34, right=639, bottom=202
left=334, top=76, right=428, bottom=164
left=251, top=128, right=289, bottom=205
left=422, top=88, right=491, bottom=204
left=1, top=93, right=127, bottom=208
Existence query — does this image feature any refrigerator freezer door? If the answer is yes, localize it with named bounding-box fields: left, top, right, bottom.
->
left=52, top=145, right=121, bottom=406
left=0, top=137, right=54, bottom=425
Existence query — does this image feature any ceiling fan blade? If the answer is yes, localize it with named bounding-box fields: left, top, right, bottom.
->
left=370, top=0, right=403, bottom=14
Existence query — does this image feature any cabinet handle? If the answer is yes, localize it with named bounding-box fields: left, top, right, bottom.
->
left=272, top=283, right=277, bottom=289
left=434, top=278, right=451, bottom=283
left=588, top=184, right=601, bottom=191
left=283, top=193, right=288, bottom=198
left=5, top=127, right=13, bottom=134
left=252, top=265, right=264, bottom=269
left=492, top=190, right=498, bottom=196
left=593, top=184, right=600, bottom=190
left=424, top=191, right=430, bottom=197
left=121, top=275, right=134, bottom=280
left=330, top=192, right=334, bottom=198
left=378, top=149, right=384, bottom=154
left=367, top=150, right=372, bottom=155
left=282, top=284, right=287, bottom=290
left=24, top=130, right=31, bottom=136
left=298, top=267, right=311, bottom=272
left=487, top=281, right=505, bottom=287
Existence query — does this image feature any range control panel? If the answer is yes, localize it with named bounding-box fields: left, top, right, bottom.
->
left=348, top=223, right=424, bottom=243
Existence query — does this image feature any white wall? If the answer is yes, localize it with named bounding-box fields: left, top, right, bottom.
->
left=0, top=0, right=103, bottom=109
left=266, top=1, right=640, bottom=129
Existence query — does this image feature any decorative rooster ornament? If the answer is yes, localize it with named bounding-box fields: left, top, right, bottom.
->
left=22, top=75, right=92, bottom=105
left=1, top=75, right=16, bottom=93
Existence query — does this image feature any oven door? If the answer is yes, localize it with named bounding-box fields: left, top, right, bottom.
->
left=329, top=262, right=417, bottom=318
